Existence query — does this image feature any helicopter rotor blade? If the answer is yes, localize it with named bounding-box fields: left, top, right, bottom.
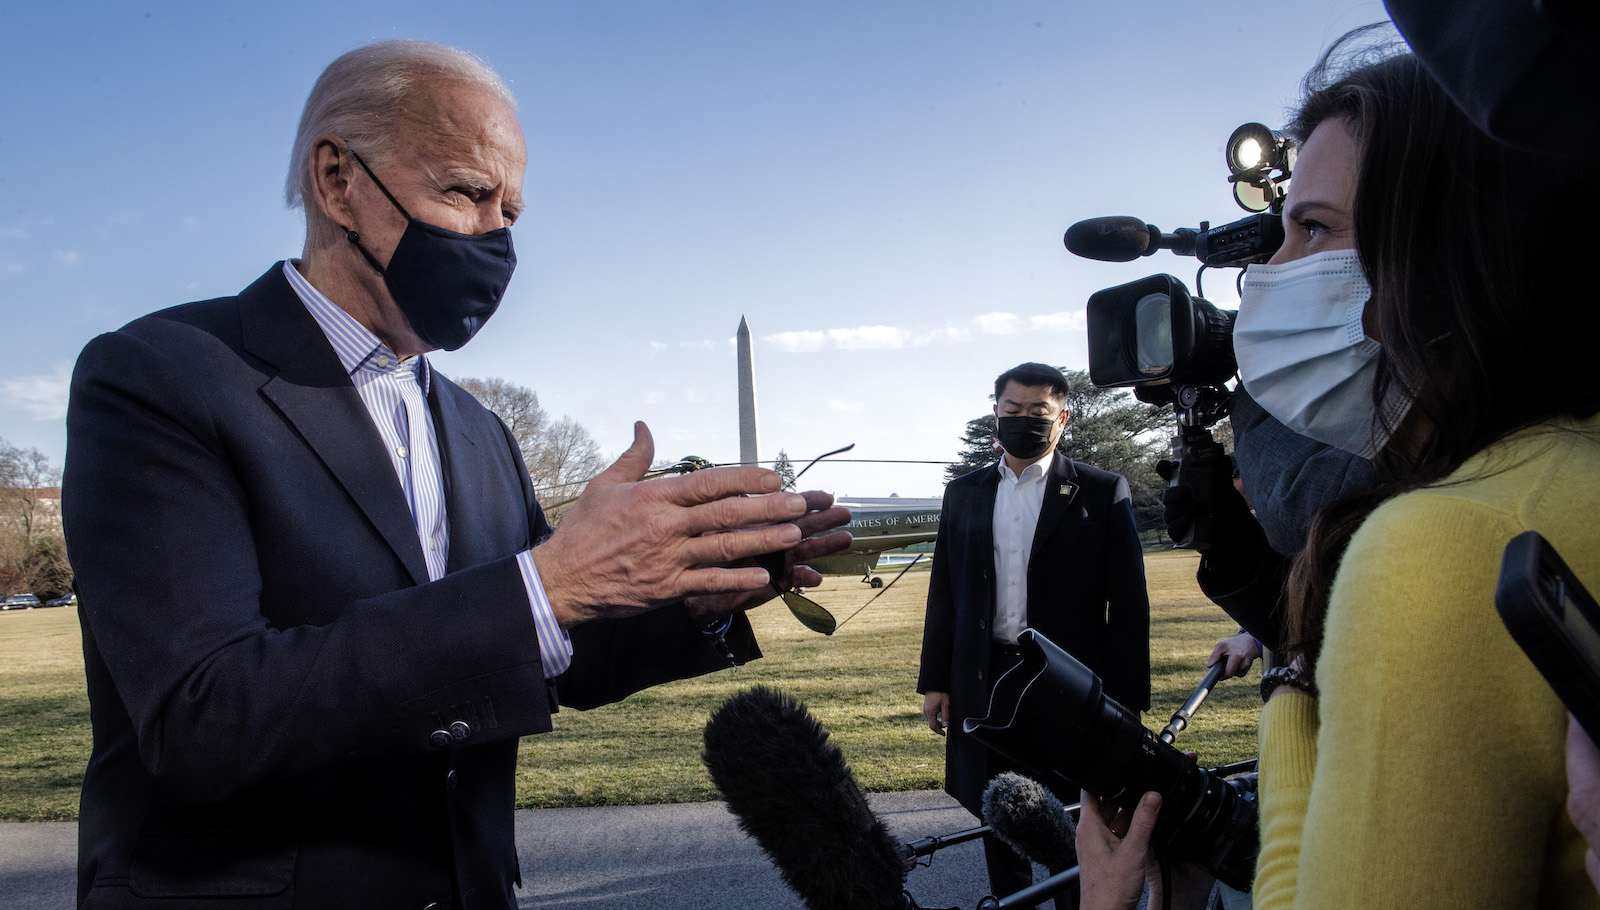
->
left=833, top=554, right=924, bottom=632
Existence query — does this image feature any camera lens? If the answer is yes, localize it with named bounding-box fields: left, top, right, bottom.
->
left=1134, top=292, right=1174, bottom=375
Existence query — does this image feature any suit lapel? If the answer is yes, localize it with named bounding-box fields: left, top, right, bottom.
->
left=1029, top=452, right=1080, bottom=569
left=974, top=464, right=999, bottom=556
left=973, top=465, right=1000, bottom=615
left=243, top=265, right=431, bottom=587
left=428, top=377, right=490, bottom=574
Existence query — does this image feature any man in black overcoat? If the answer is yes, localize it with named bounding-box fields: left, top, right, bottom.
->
left=918, top=363, right=1150, bottom=905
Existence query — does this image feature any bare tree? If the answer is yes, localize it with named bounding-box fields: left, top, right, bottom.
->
left=0, top=439, right=67, bottom=596
left=0, top=440, right=59, bottom=545
left=455, top=376, right=548, bottom=468
left=530, top=416, right=606, bottom=501
left=455, top=378, right=607, bottom=522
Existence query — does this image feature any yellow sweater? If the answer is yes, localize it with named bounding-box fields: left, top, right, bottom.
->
left=1255, top=415, right=1600, bottom=908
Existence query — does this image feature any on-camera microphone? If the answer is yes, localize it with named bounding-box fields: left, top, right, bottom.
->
left=981, top=772, right=1077, bottom=874
left=1066, top=213, right=1282, bottom=268
left=703, top=686, right=914, bottom=910
left=1064, top=215, right=1160, bottom=261
left=1063, top=216, right=1201, bottom=262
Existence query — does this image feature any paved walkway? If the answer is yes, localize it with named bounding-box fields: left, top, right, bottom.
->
left=0, top=791, right=1002, bottom=909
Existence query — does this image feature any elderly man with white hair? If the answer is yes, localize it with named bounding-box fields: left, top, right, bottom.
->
left=62, top=40, right=849, bottom=910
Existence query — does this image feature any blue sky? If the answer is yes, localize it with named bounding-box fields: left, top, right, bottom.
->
left=0, top=0, right=1388, bottom=498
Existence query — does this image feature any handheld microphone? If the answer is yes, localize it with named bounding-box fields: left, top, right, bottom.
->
left=703, top=686, right=913, bottom=910
left=981, top=772, right=1077, bottom=874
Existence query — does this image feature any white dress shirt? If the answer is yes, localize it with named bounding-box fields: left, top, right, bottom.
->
left=991, top=450, right=1054, bottom=645
left=284, top=261, right=572, bottom=677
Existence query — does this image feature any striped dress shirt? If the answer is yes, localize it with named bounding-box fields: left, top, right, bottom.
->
left=283, top=261, right=572, bottom=677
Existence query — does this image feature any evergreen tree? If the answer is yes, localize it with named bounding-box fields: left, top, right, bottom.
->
left=773, top=450, right=797, bottom=491
left=945, top=414, right=1000, bottom=482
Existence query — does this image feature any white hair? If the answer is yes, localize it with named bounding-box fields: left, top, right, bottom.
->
left=285, top=40, right=516, bottom=244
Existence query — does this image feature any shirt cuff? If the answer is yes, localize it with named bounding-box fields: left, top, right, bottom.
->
left=516, top=549, right=573, bottom=679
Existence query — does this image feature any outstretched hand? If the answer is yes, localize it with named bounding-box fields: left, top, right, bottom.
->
left=683, top=488, right=853, bottom=620
left=532, top=422, right=850, bottom=627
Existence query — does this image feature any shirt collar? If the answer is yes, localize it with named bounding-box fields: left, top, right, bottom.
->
left=998, top=449, right=1055, bottom=484
left=282, top=260, right=430, bottom=392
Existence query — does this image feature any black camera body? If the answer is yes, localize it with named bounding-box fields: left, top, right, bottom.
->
left=964, top=629, right=1258, bottom=891
left=1065, top=122, right=1295, bottom=549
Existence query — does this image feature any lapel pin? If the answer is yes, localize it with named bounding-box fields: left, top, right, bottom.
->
left=1059, top=482, right=1078, bottom=498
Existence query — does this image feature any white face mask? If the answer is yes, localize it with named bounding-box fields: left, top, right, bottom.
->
left=1234, top=248, right=1411, bottom=458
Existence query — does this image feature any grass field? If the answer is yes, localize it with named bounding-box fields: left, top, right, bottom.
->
left=0, top=550, right=1261, bottom=820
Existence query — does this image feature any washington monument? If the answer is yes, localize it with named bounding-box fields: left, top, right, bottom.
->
left=737, top=316, right=759, bottom=467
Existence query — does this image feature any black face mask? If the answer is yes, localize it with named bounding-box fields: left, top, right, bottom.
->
left=996, top=416, right=1057, bottom=460
left=343, top=149, right=517, bottom=351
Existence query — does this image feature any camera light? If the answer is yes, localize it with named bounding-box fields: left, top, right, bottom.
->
left=1225, top=122, right=1295, bottom=214
left=1225, top=123, right=1280, bottom=175
left=1233, top=137, right=1264, bottom=170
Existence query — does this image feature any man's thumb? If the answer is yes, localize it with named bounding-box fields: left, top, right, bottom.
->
left=591, top=421, right=655, bottom=487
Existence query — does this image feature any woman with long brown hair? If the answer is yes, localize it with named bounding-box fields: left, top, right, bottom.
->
left=1079, top=29, right=1600, bottom=909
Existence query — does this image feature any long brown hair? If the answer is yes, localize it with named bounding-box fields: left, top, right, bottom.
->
left=1283, top=30, right=1600, bottom=670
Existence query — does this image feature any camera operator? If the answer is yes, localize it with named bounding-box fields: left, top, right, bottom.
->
left=1080, top=23, right=1600, bottom=909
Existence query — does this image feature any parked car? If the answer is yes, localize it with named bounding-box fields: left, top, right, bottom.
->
left=45, top=593, right=76, bottom=607
left=2, top=594, right=41, bottom=610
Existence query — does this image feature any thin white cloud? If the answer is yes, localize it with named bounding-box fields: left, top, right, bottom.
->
left=0, top=257, right=25, bottom=275
left=764, top=311, right=1073, bottom=354
left=826, top=399, right=863, bottom=412
left=975, top=312, right=1019, bottom=334
left=649, top=341, right=669, bottom=352
left=765, top=330, right=827, bottom=353
left=2, top=366, right=72, bottom=421
left=912, top=324, right=970, bottom=346
left=182, top=216, right=202, bottom=230
left=52, top=250, right=82, bottom=268
left=0, top=226, right=26, bottom=241
left=1030, top=310, right=1087, bottom=332
left=644, top=390, right=666, bottom=404
left=828, top=325, right=906, bottom=349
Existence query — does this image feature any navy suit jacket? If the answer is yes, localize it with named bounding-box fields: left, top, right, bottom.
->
left=63, top=265, right=755, bottom=910
left=916, top=451, right=1150, bottom=814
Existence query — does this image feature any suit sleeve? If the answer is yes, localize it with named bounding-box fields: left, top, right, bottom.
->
left=917, top=489, right=959, bottom=694
left=1102, top=475, right=1151, bottom=712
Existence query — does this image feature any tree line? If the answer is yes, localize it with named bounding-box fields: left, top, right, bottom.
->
left=0, top=438, right=71, bottom=598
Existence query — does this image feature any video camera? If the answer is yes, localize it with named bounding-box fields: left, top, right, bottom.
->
left=965, top=629, right=1258, bottom=893
left=1065, top=122, right=1295, bottom=548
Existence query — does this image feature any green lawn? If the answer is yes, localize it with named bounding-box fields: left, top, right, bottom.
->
left=0, top=550, right=1261, bottom=820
